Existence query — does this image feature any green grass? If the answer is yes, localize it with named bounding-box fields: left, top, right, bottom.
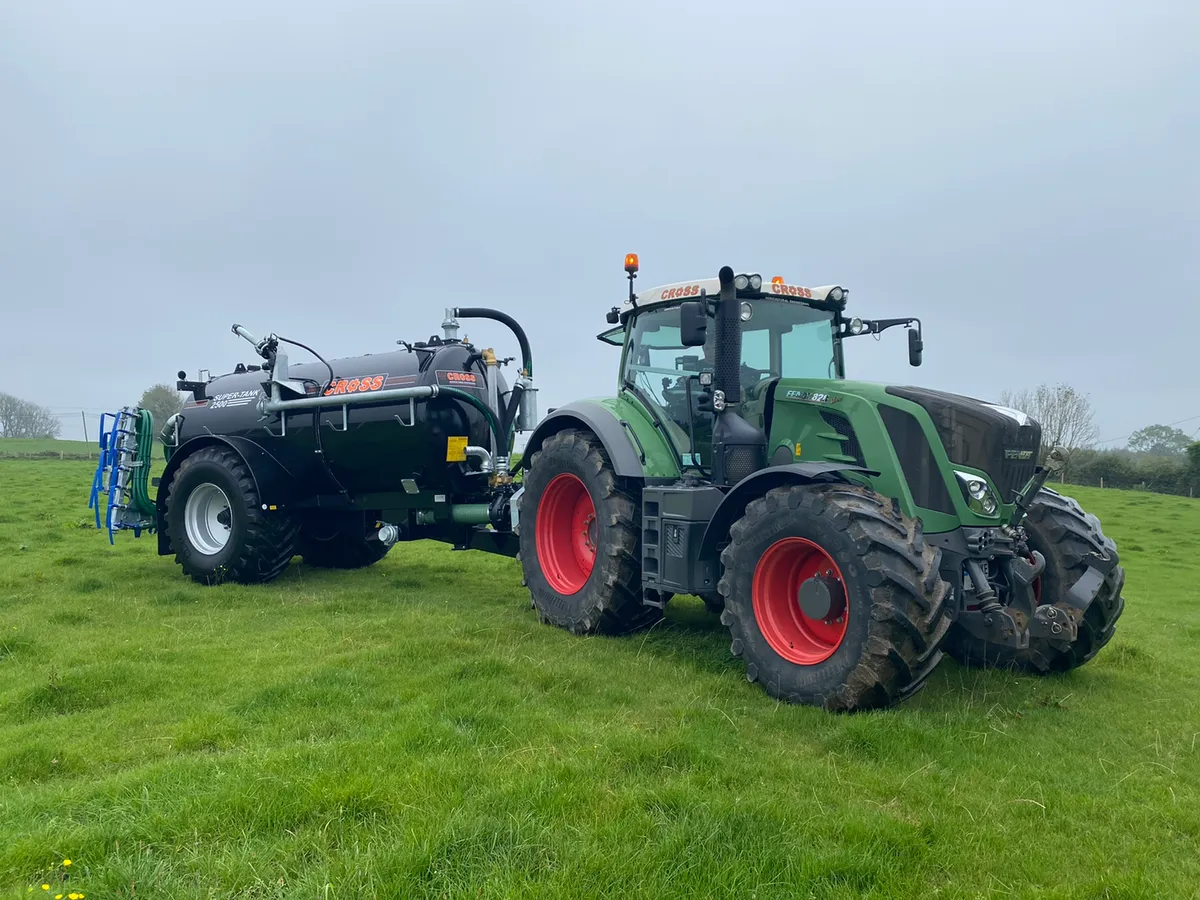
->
left=1, top=459, right=1198, bottom=899
left=0, top=438, right=95, bottom=460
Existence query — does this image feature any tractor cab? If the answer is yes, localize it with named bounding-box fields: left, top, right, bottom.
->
left=598, top=255, right=921, bottom=473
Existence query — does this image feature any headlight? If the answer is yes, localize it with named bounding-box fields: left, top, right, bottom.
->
left=954, top=470, right=1000, bottom=518
left=849, top=317, right=865, bottom=335
left=748, top=274, right=762, bottom=290
left=734, top=274, right=750, bottom=290
left=828, top=286, right=845, bottom=302
left=740, top=302, right=753, bottom=322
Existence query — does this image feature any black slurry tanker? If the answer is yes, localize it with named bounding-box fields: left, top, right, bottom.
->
left=90, top=257, right=1124, bottom=711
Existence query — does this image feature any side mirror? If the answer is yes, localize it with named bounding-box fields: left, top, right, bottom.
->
left=679, top=300, right=708, bottom=347
left=908, top=327, right=923, bottom=367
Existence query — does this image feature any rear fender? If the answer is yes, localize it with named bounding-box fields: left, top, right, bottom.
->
left=521, top=401, right=645, bottom=478
left=155, top=435, right=300, bottom=555
left=697, top=462, right=878, bottom=560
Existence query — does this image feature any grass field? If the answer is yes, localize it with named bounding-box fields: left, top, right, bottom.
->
left=1, top=458, right=1198, bottom=899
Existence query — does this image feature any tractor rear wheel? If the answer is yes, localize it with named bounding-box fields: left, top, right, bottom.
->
left=164, top=445, right=299, bottom=585
left=717, top=483, right=953, bottom=711
left=518, top=428, right=659, bottom=635
left=943, top=489, right=1125, bottom=673
left=299, top=512, right=392, bottom=569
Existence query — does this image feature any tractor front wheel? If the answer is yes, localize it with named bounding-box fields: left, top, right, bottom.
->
left=943, top=489, right=1125, bottom=673
left=518, top=428, right=659, bottom=635
left=718, top=483, right=953, bottom=711
left=164, top=446, right=299, bottom=585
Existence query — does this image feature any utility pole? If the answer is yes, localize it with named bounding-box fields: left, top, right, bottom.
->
left=81, top=411, right=89, bottom=458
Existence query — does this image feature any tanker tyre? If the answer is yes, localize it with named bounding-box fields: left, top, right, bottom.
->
left=943, top=489, right=1125, bottom=673
left=518, top=428, right=660, bottom=635
left=299, top=514, right=392, bottom=569
left=164, top=445, right=299, bottom=586
left=717, top=483, right=954, bottom=712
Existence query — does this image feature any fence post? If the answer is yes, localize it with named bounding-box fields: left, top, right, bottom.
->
left=1100, top=477, right=1104, bottom=489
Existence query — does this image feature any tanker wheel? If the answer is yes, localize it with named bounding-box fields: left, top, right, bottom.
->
left=299, top=513, right=392, bottom=569
left=164, top=445, right=299, bottom=585
left=517, top=428, right=660, bottom=635
left=943, top=489, right=1125, bottom=673
left=717, top=483, right=953, bottom=711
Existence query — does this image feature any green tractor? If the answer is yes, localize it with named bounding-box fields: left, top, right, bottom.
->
left=517, top=257, right=1125, bottom=711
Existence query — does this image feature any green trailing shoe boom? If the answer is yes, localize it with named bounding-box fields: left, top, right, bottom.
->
left=93, top=257, right=1125, bottom=711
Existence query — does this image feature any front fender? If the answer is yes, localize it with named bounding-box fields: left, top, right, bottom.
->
left=155, top=435, right=301, bottom=555
left=521, top=400, right=646, bottom=479
left=697, top=461, right=877, bottom=559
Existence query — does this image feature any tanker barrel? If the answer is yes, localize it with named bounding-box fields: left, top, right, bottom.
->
left=452, top=308, right=533, bottom=377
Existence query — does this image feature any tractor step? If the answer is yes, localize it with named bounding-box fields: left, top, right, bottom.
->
left=639, top=485, right=723, bottom=603
left=88, top=407, right=158, bottom=544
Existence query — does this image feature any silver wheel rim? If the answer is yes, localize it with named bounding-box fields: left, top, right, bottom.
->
left=184, top=482, right=233, bottom=555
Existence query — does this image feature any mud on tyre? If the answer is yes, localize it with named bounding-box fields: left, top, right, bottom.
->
left=943, top=488, right=1125, bottom=673
left=718, top=483, right=953, bottom=711
left=164, top=445, right=299, bottom=585
left=517, top=428, right=659, bottom=635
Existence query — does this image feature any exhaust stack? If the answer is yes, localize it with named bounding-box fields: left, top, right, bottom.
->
left=710, top=266, right=767, bottom=486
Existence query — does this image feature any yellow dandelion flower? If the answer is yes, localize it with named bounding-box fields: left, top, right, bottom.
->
left=62, top=859, right=71, bottom=866
left=56, top=894, right=63, bottom=899
left=41, top=886, right=49, bottom=891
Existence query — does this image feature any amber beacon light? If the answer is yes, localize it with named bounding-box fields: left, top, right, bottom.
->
left=624, top=253, right=639, bottom=274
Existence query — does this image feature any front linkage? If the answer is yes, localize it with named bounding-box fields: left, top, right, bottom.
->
left=956, top=446, right=1119, bottom=651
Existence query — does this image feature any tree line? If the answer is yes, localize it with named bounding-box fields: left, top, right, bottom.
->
left=999, top=382, right=1199, bottom=497
left=0, top=393, right=62, bottom=438
left=0, top=386, right=184, bottom=442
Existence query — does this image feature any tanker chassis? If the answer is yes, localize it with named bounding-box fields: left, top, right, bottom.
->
left=90, top=258, right=1125, bottom=711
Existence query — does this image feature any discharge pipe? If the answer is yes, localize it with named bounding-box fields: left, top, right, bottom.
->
left=452, top=308, right=533, bottom=377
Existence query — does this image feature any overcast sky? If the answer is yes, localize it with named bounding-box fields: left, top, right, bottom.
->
left=2, top=0, right=1197, bottom=446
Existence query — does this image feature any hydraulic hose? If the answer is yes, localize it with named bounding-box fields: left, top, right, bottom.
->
left=453, top=308, right=533, bottom=377
left=129, top=409, right=157, bottom=516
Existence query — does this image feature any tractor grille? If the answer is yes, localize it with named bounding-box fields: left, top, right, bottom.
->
left=819, top=411, right=866, bottom=468
left=885, top=386, right=1043, bottom=503
left=723, top=444, right=763, bottom=484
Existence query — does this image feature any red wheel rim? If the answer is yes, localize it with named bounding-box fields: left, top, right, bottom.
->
left=535, top=473, right=598, bottom=595
left=752, top=537, right=848, bottom=665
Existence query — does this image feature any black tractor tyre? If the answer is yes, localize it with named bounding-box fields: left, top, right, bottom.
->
left=299, top=513, right=392, bottom=569
left=718, top=483, right=954, bottom=711
left=164, top=445, right=299, bottom=585
left=943, top=489, right=1125, bottom=673
left=517, top=428, right=661, bottom=635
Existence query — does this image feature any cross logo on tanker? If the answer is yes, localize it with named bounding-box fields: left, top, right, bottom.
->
left=324, top=374, right=387, bottom=396
left=436, top=370, right=481, bottom=387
